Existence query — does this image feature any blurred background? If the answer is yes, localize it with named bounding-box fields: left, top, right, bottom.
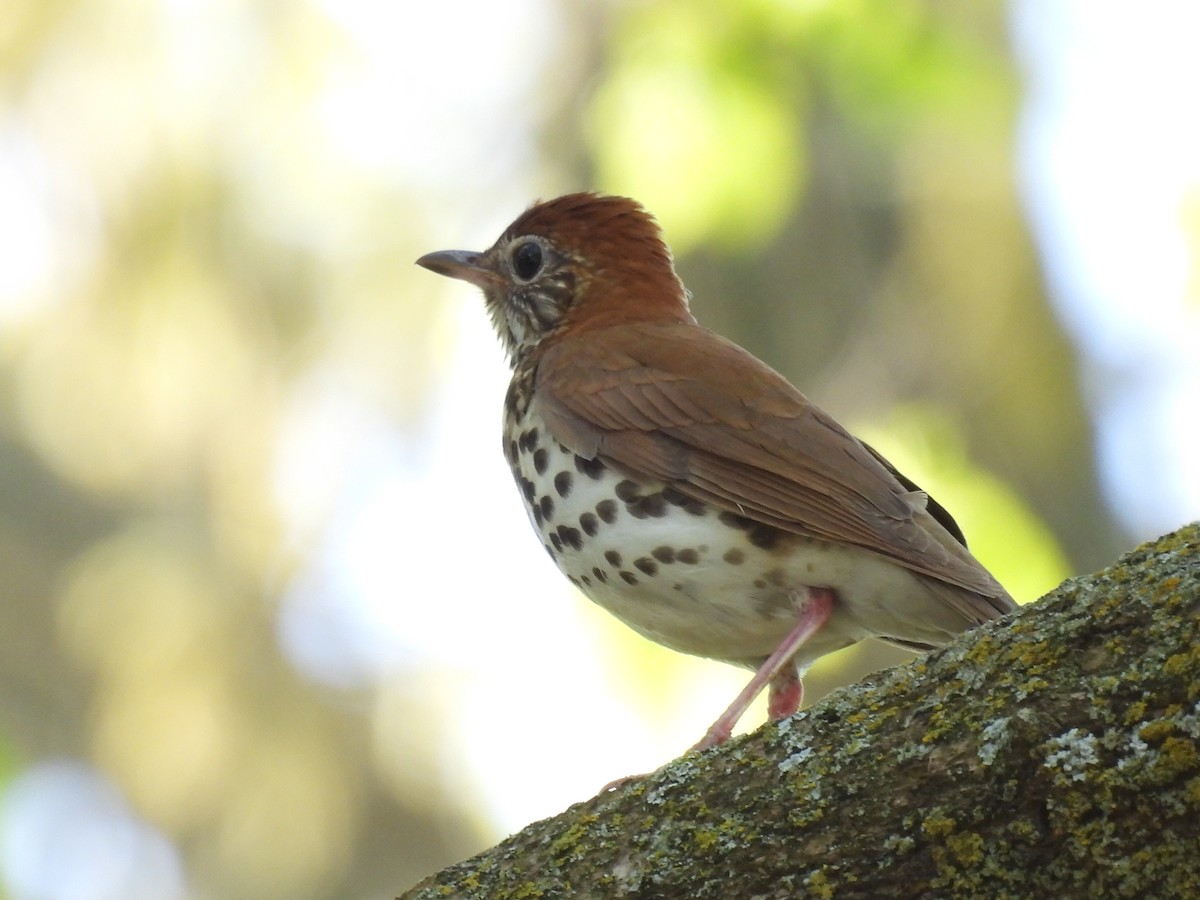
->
left=1, top=0, right=1197, bottom=896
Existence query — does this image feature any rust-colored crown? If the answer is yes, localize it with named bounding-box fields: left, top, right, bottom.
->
left=506, top=193, right=681, bottom=288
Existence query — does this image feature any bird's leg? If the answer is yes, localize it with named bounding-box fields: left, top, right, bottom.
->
left=767, top=664, right=803, bottom=720
left=691, top=587, right=834, bottom=752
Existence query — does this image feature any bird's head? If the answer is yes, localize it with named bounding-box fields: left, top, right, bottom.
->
left=417, top=193, right=692, bottom=364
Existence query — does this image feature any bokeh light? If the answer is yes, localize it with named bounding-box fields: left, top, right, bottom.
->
left=0, top=1, right=1195, bottom=897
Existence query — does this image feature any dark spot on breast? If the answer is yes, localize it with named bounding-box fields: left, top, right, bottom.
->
left=539, top=495, right=554, bottom=521
left=543, top=543, right=556, bottom=558
left=619, top=571, right=638, bottom=585
left=596, top=500, right=618, bottom=523
left=574, top=454, right=606, bottom=480
left=628, top=492, right=667, bottom=519
left=520, top=477, right=536, bottom=503
left=518, top=428, right=539, bottom=452
left=718, top=511, right=753, bottom=530
left=604, top=550, right=623, bottom=567
left=592, top=566, right=608, bottom=583
left=663, top=486, right=707, bottom=516
left=677, top=548, right=700, bottom=565
left=634, top=557, right=658, bottom=576
left=532, top=448, right=549, bottom=475
left=661, top=486, right=687, bottom=505
left=532, top=504, right=544, bottom=527
left=723, top=548, right=745, bottom=565
left=762, top=567, right=787, bottom=587
left=615, top=480, right=641, bottom=503
left=504, top=385, right=521, bottom=417
left=652, top=546, right=676, bottom=564
left=554, top=471, right=573, bottom=498
left=747, top=524, right=783, bottom=551
left=556, top=524, right=583, bottom=552
left=505, top=439, right=518, bottom=466
left=579, top=574, right=591, bottom=587
left=549, top=532, right=563, bottom=552
left=567, top=574, right=580, bottom=587
left=579, top=512, right=599, bottom=536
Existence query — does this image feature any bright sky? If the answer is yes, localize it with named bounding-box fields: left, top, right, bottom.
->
left=2, top=1, right=1199, bottom=897
left=1012, top=0, right=1200, bottom=538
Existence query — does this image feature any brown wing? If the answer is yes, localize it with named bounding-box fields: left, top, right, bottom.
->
left=535, top=321, right=1010, bottom=603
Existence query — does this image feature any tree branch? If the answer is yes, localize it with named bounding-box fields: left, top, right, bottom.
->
left=402, top=523, right=1200, bottom=898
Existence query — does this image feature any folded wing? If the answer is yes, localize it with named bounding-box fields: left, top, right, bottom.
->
left=535, top=321, right=1013, bottom=614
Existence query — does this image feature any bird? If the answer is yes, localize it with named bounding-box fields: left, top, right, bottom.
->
left=416, top=192, right=1016, bottom=751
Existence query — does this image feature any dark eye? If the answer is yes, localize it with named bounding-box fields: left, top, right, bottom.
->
left=511, top=240, right=543, bottom=281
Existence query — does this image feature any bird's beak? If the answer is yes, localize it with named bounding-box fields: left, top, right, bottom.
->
left=415, top=249, right=499, bottom=289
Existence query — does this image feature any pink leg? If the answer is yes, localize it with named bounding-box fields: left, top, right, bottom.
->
left=767, top=665, right=803, bottom=720
left=691, top=587, right=834, bottom=751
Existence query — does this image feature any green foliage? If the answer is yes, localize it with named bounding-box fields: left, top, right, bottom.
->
left=588, top=0, right=1014, bottom=251
left=588, top=2, right=805, bottom=252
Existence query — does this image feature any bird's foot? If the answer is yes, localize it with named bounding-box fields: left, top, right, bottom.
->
left=690, top=587, right=833, bottom=752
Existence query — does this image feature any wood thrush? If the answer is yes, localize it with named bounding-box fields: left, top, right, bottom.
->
left=417, top=193, right=1015, bottom=750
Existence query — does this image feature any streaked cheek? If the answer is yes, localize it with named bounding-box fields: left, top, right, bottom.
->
left=528, top=293, right=563, bottom=331
left=505, top=307, right=528, bottom=345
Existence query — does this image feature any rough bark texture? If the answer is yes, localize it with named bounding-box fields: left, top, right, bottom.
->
left=401, top=524, right=1200, bottom=899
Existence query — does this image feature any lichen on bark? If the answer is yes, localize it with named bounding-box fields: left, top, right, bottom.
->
left=401, top=523, right=1200, bottom=899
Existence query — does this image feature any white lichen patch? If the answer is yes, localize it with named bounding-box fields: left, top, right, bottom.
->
left=978, top=716, right=1011, bottom=766
left=1178, top=700, right=1200, bottom=737
left=778, top=745, right=814, bottom=773
left=882, top=832, right=916, bottom=855
left=644, top=758, right=699, bottom=806
left=772, top=709, right=810, bottom=747
left=610, top=854, right=643, bottom=892
left=1115, top=731, right=1152, bottom=772
left=1043, top=728, right=1099, bottom=781
left=895, top=740, right=934, bottom=763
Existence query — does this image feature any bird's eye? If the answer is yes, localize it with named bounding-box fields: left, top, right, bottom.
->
left=511, top=240, right=544, bottom=281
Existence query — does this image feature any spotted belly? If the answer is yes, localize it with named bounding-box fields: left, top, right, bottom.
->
left=501, top=418, right=960, bottom=670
